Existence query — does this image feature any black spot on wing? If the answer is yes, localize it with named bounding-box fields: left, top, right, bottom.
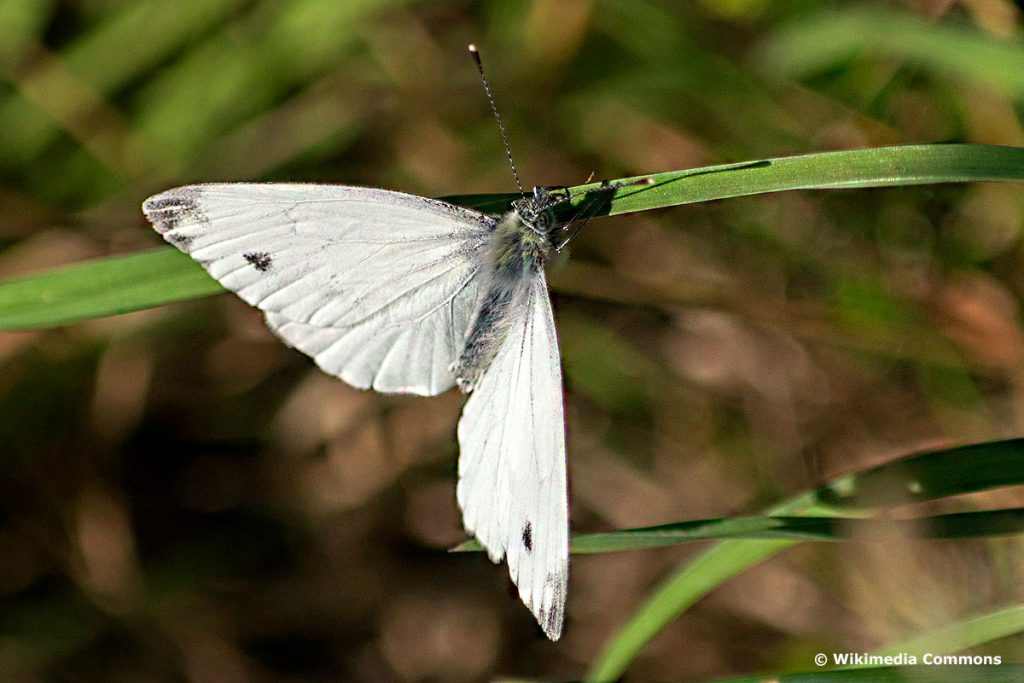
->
left=243, top=251, right=273, bottom=272
left=522, top=522, right=533, bottom=552
left=142, top=186, right=205, bottom=234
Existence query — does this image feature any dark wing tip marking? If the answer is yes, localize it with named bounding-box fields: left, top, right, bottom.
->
left=243, top=251, right=273, bottom=272
left=540, top=568, right=567, bottom=640
left=522, top=521, right=533, bottom=552
left=167, top=232, right=194, bottom=248
left=142, top=186, right=205, bottom=234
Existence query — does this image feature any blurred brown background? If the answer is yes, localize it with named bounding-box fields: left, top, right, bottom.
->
left=3, top=0, right=1024, bottom=680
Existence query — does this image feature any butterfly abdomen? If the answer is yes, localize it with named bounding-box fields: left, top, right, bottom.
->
left=453, top=209, right=552, bottom=391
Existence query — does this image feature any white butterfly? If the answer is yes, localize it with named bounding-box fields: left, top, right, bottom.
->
left=143, top=182, right=574, bottom=638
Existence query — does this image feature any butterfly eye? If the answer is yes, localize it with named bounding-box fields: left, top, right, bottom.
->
left=532, top=210, right=553, bottom=233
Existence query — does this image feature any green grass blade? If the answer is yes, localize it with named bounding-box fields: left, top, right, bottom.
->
left=584, top=487, right=820, bottom=681
left=876, top=604, right=1024, bottom=662
left=714, top=605, right=1024, bottom=681
left=0, top=0, right=249, bottom=168
left=3, top=144, right=1023, bottom=330
left=586, top=539, right=799, bottom=682
left=818, top=438, right=1024, bottom=508
left=757, top=7, right=1024, bottom=99
left=571, top=508, right=1024, bottom=552
left=584, top=438, right=1024, bottom=681
left=452, top=144, right=1024, bottom=217
left=452, top=507, right=1024, bottom=553
left=595, top=144, right=1024, bottom=217
left=456, top=438, right=1024, bottom=554
left=133, top=0, right=403, bottom=171
left=0, top=249, right=224, bottom=330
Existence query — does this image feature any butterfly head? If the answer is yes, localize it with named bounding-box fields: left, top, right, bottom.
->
left=511, top=186, right=560, bottom=238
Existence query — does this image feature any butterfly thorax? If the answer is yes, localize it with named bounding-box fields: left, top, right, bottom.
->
left=452, top=197, right=556, bottom=392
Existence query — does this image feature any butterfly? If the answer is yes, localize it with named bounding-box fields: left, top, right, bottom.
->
left=142, top=181, right=595, bottom=639
left=142, top=44, right=650, bottom=639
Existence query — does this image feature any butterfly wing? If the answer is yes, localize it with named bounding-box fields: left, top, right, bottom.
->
left=456, top=271, right=569, bottom=639
left=143, top=184, right=494, bottom=395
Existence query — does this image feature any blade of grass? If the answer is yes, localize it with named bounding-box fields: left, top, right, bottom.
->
left=3, top=144, right=1024, bottom=330
left=133, top=0, right=404, bottom=171
left=586, top=537, right=802, bottom=682
left=585, top=438, right=1024, bottom=681
left=452, top=144, right=1024, bottom=217
left=573, top=508, right=1024, bottom=551
left=818, top=438, right=1024, bottom=509
left=0, top=0, right=249, bottom=168
left=0, top=248, right=224, bottom=329
left=449, top=507, right=1024, bottom=552
left=455, top=438, right=1024, bottom=554
left=714, top=605, right=1024, bottom=681
left=756, top=7, right=1024, bottom=99
left=594, top=144, right=1024, bottom=217
left=584, top=488, right=826, bottom=681
left=875, top=604, right=1024, bottom=662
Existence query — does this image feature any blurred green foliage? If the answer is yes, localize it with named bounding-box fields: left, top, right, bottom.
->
left=2, top=1, right=1024, bottom=681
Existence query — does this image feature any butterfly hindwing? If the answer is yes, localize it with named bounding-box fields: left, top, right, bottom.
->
left=144, top=184, right=494, bottom=395
left=456, top=271, right=569, bottom=639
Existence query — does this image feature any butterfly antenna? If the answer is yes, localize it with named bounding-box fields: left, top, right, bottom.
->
left=469, top=44, right=525, bottom=197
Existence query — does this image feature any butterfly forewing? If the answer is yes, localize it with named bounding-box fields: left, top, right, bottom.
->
left=144, top=184, right=494, bottom=395
left=456, top=271, right=569, bottom=640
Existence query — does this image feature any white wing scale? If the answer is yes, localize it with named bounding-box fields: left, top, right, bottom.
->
left=456, top=272, right=569, bottom=639
left=144, top=184, right=493, bottom=395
